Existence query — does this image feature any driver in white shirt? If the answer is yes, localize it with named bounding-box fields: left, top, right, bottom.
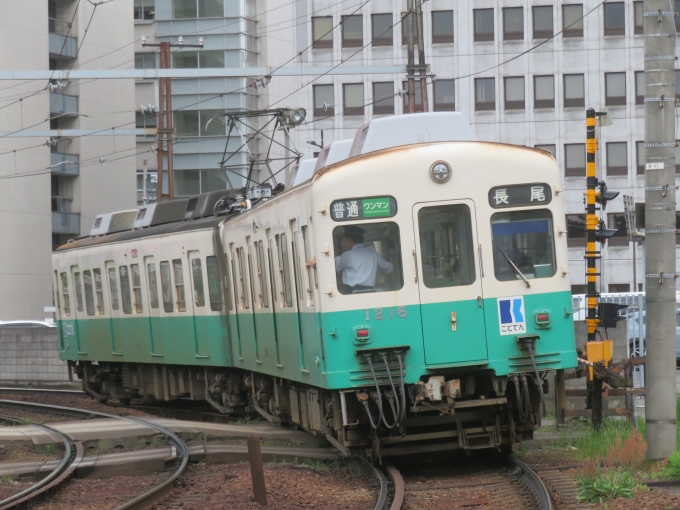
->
left=333, top=225, right=393, bottom=292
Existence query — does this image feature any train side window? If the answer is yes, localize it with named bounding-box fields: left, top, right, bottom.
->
left=119, top=266, right=133, bottom=314
left=301, top=224, right=317, bottom=296
left=491, top=209, right=557, bottom=282
left=417, top=205, right=476, bottom=288
left=131, top=264, right=143, bottom=313
left=332, top=222, right=404, bottom=295
left=73, top=271, right=84, bottom=312
left=236, top=248, right=249, bottom=309
left=291, top=222, right=304, bottom=304
left=230, top=255, right=240, bottom=310
left=206, top=256, right=222, bottom=311
left=277, top=233, right=293, bottom=307
left=247, top=244, right=257, bottom=309
left=108, top=268, right=120, bottom=311
left=60, top=272, right=71, bottom=316
left=83, top=270, right=96, bottom=316
left=93, top=269, right=105, bottom=315
left=255, top=241, right=269, bottom=308
left=147, top=263, right=160, bottom=309
left=172, top=259, right=186, bottom=312
left=191, top=258, right=205, bottom=307
left=223, top=254, right=234, bottom=311
left=160, top=261, right=174, bottom=313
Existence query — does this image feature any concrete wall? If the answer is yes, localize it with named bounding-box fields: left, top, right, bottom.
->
left=0, top=328, right=71, bottom=385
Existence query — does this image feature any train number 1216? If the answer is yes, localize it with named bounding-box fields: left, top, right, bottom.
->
left=365, top=307, right=408, bottom=321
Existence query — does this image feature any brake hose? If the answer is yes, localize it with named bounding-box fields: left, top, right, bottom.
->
left=523, top=341, right=547, bottom=417
left=366, top=357, right=396, bottom=429
left=396, top=353, right=407, bottom=424
left=382, top=355, right=401, bottom=423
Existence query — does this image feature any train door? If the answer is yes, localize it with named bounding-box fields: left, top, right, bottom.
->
left=412, top=200, right=489, bottom=365
left=144, top=256, right=164, bottom=356
left=105, top=261, right=124, bottom=354
left=253, top=237, right=277, bottom=364
left=233, top=244, right=257, bottom=361
left=290, top=220, right=309, bottom=370
left=70, top=265, right=84, bottom=353
left=187, top=251, right=210, bottom=358
left=265, top=232, right=281, bottom=364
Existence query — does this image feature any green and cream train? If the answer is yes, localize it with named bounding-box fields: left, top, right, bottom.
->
left=52, top=112, right=577, bottom=456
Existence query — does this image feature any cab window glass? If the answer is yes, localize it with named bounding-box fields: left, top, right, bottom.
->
left=491, top=209, right=556, bottom=282
left=332, top=222, right=403, bottom=295
left=418, top=205, right=476, bottom=288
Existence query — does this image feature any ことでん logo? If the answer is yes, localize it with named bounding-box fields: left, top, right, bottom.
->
left=497, top=296, right=526, bottom=335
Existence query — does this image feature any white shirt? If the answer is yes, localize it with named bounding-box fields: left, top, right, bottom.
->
left=335, top=243, right=393, bottom=287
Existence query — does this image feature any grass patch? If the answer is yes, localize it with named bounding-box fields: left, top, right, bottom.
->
left=577, top=468, right=640, bottom=504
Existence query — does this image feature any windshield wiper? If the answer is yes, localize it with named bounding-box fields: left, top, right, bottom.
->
left=497, top=246, right=531, bottom=288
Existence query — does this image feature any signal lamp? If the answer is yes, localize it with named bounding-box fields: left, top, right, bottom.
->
left=594, top=219, right=619, bottom=245
left=596, top=181, right=620, bottom=210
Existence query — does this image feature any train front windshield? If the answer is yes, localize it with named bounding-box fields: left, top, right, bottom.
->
left=490, top=209, right=556, bottom=281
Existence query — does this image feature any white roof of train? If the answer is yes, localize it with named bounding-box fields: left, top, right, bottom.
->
left=349, top=112, right=477, bottom=157
left=291, top=158, right=318, bottom=186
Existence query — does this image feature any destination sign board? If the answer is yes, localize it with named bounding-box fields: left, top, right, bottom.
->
left=488, top=183, right=552, bottom=209
left=330, top=196, right=397, bottom=222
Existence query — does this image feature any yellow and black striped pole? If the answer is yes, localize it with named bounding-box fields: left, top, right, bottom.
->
left=585, top=108, right=598, bottom=343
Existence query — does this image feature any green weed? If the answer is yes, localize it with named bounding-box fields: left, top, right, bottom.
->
left=1, top=476, right=13, bottom=483
left=663, top=450, right=680, bottom=479
left=43, top=444, right=55, bottom=455
left=577, top=468, right=638, bottom=504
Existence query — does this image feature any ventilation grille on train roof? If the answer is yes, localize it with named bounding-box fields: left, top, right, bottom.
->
left=90, top=210, right=138, bottom=236
left=134, top=199, right=190, bottom=229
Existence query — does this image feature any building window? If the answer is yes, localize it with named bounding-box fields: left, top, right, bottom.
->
left=636, top=141, right=645, bottom=175
left=564, top=74, right=585, bottom=107
left=372, top=14, right=393, bottom=46
left=136, top=112, right=157, bottom=128
left=676, top=141, right=680, bottom=173
left=563, top=4, right=584, bottom=37
left=532, top=6, right=553, bottom=39
left=343, top=83, right=364, bottom=116
left=175, top=170, right=200, bottom=197
left=604, top=2, right=625, bottom=36
left=432, top=10, right=454, bottom=43
left=534, top=75, right=555, bottom=108
left=474, top=9, right=494, bottom=42
left=173, top=50, right=225, bottom=69
left=312, top=17, right=333, bottom=49
left=676, top=70, right=680, bottom=101
left=504, top=76, right=525, bottom=110
left=134, top=0, right=155, bottom=20
left=172, top=51, right=198, bottom=69
left=634, top=1, right=643, bottom=34
left=607, top=213, right=628, bottom=246
left=676, top=0, right=680, bottom=30
left=475, top=78, right=495, bottom=111
left=635, top=71, right=644, bottom=105
left=172, top=0, right=223, bottom=19
left=606, top=142, right=628, bottom=176
left=565, top=143, right=586, bottom=177
left=535, top=144, right=556, bottom=157
left=433, top=80, right=455, bottom=111
left=503, top=7, right=523, bottom=40
left=341, top=15, right=363, bottom=47
left=609, top=283, right=630, bottom=292
left=400, top=11, right=410, bottom=45
left=200, top=109, right=226, bottom=135
left=605, top=72, right=626, bottom=106
left=373, top=82, right=394, bottom=115
left=402, top=80, right=424, bottom=112
left=313, top=84, right=334, bottom=117
left=135, top=53, right=157, bottom=70
left=571, top=284, right=587, bottom=294
left=174, top=110, right=225, bottom=136
left=200, top=50, right=225, bottom=68
left=566, top=214, right=586, bottom=247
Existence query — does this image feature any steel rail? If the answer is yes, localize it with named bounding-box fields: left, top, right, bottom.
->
left=0, top=388, right=86, bottom=398
left=361, top=459, right=389, bottom=510
left=385, top=465, right=404, bottom=510
left=0, top=414, right=81, bottom=509
left=0, top=399, right=189, bottom=510
left=508, top=455, right=553, bottom=510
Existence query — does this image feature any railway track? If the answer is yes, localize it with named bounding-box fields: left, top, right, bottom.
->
left=379, top=453, right=553, bottom=510
left=0, top=399, right=188, bottom=510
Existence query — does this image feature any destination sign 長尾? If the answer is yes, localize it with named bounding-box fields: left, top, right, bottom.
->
left=330, top=196, right=398, bottom=222
left=488, top=183, right=552, bottom=209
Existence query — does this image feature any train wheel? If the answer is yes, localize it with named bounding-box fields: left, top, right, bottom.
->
left=120, top=398, right=131, bottom=406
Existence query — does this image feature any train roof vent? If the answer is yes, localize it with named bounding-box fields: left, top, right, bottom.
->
left=191, top=190, right=238, bottom=219
left=349, top=112, right=477, bottom=157
left=313, top=139, right=353, bottom=173
left=287, top=158, right=317, bottom=187
left=90, top=210, right=138, bottom=236
left=133, top=200, right=190, bottom=229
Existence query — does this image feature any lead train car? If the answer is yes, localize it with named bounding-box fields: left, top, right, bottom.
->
left=53, top=114, right=578, bottom=456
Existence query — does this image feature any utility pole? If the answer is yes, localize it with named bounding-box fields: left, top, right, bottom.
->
left=142, top=37, right=203, bottom=201
left=643, top=0, right=677, bottom=459
left=405, top=0, right=428, bottom=114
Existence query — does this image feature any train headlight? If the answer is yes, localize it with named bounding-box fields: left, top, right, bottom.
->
left=429, top=161, right=452, bottom=183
